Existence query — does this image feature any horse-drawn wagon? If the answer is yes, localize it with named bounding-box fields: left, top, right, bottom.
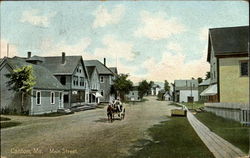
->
left=107, top=99, right=125, bottom=122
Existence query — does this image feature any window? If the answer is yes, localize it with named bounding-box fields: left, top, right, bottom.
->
left=240, top=61, right=248, bottom=76
left=60, top=76, right=66, bottom=85
left=36, top=91, right=41, bottom=105
left=73, top=76, right=79, bottom=86
left=51, top=92, right=55, bottom=104
left=79, top=69, right=81, bottom=73
left=100, top=90, right=104, bottom=96
left=80, top=77, right=85, bottom=86
left=100, top=76, right=104, bottom=83
left=132, top=92, right=134, bottom=95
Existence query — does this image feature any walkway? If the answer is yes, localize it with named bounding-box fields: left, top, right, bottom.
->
left=186, top=110, right=247, bottom=158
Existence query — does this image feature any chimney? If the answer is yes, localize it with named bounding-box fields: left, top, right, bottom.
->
left=104, top=58, right=106, bottom=66
left=62, top=52, right=65, bottom=64
left=27, top=52, right=31, bottom=58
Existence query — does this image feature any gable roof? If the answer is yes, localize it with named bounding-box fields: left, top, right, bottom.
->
left=84, top=60, right=114, bottom=75
left=207, top=26, right=249, bottom=62
left=199, top=78, right=210, bottom=86
left=40, top=56, right=82, bottom=75
left=109, top=67, right=118, bottom=74
left=3, top=57, right=64, bottom=90
left=86, top=66, right=96, bottom=77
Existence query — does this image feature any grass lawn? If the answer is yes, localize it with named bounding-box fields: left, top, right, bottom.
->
left=1, top=121, right=21, bottom=128
left=195, top=112, right=250, bottom=154
left=128, top=117, right=214, bottom=158
left=0, top=116, right=11, bottom=121
left=182, top=102, right=204, bottom=110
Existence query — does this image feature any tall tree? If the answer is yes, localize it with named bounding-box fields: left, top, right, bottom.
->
left=138, top=80, right=151, bottom=98
left=164, top=80, right=170, bottom=92
left=112, top=73, right=133, bottom=101
left=5, top=65, right=36, bottom=113
left=197, top=77, right=203, bottom=84
left=205, top=72, right=210, bottom=80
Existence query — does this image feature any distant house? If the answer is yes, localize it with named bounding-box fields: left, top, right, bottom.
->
left=0, top=57, right=64, bottom=115
left=151, top=84, right=160, bottom=95
left=38, top=52, right=90, bottom=108
left=205, top=26, right=249, bottom=103
left=125, top=86, right=141, bottom=102
left=173, top=79, right=199, bottom=103
left=199, top=78, right=210, bottom=102
left=164, top=92, right=172, bottom=101
left=85, top=65, right=102, bottom=104
left=84, top=59, right=114, bottom=103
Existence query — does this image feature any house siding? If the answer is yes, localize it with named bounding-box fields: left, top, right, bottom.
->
left=0, top=64, right=31, bottom=113
left=99, top=75, right=112, bottom=102
left=219, top=57, right=249, bottom=103
left=179, top=90, right=199, bottom=102
left=31, top=90, right=62, bottom=115
left=55, top=64, right=89, bottom=107
left=210, top=46, right=218, bottom=84
left=126, top=90, right=141, bottom=101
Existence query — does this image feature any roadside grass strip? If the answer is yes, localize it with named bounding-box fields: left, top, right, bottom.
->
left=128, top=117, right=214, bottom=158
left=195, top=112, right=250, bottom=154
left=1, top=121, right=21, bottom=129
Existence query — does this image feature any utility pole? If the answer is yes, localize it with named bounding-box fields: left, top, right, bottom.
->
left=7, top=43, right=9, bottom=57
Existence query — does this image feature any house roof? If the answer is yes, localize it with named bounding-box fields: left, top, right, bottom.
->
left=40, top=56, right=82, bottom=75
left=26, top=55, right=45, bottom=62
left=84, top=60, right=114, bottom=75
left=86, top=66, right=96, bottom=77
left=4, top=57, right=64, bottom=90
left=174, top=79, right=198, bottom=90
left=109, top=67, right=118, bottom=74
left=199, top=78, right=210, bottom=86
left=207, top=26, right=249, bottom=62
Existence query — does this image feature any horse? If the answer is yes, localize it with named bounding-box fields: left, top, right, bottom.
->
left=111, top=100, right=125, bottom=120
left=107, top=104, right=113, bottom=122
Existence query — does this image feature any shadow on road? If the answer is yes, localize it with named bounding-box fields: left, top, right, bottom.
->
left=94, top=117, right=122, bottom=123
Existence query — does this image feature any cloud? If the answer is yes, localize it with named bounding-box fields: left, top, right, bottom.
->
left=0, top=39, right=18, bottom=58
left=20, top=9, right=55, bottom=27
left=166, top=42, right=183, bottom=52
left=94, top=35, right=135, bottom=61
left=139, top=48, right=209, bottom=83
left=93, top=5, right=125, bottom=28
left=134, top=11, right=186, bottom=40
left=39, top=37, right=91, bottom=56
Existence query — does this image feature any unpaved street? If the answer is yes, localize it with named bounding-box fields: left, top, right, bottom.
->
left=1, top=96, right=175, bottom=158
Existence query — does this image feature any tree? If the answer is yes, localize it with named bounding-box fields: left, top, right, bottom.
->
left=205, top=72, right=210, bottom=80
left=112, top=74, right=133, bottom=101
left=197, top=77, right=203, bottom=84
left=164, top=80, right=170, bottom=92
left=5, top=65, right=36, bottom=113
left=138, top=80, right=151, bottom=98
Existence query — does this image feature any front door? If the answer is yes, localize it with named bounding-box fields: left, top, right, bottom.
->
left=188, top=96, right=194, bottom=103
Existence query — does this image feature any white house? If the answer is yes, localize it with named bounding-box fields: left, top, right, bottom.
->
left=173, top=79, right=199, bottom=103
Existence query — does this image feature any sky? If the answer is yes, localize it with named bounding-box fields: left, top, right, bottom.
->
left=0, top=1, right=248, bottom=83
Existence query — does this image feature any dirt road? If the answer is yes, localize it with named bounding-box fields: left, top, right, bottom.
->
left=1, top=96, right=175, bottom=158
